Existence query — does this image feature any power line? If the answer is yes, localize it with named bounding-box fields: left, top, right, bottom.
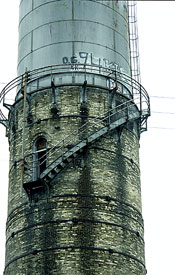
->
left=150, top=95, right=175, bottom=100
left=152, top=111, right=175, bottom=115
left=148, top=126, right=175, bottom=130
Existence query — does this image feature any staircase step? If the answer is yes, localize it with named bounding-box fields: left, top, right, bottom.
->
left=59, top=162, right=66, bottom=168
left=66, top=157, right=72, bottom=163
left=48, top=172, right=55, bottom=179
left=54, top=167, right=60, bottom=173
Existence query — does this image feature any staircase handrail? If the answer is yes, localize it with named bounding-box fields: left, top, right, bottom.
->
left=25, top=97, right=142, bottom=170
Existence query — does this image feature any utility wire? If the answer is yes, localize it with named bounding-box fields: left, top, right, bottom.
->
left=152, top=111, right=175, bottom=115
left=148, top=126, right=175, bottom=130
left=150, top=95, right=175, bottom=100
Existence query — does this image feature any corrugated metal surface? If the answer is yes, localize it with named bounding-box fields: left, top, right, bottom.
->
left=18, top=0, right=130, bottom=77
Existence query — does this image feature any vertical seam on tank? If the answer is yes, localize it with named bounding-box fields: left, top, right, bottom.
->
left=31, top=31, right=33, bottom=53
left=113, top=1, right=116, bottom=53
left=72, top=0, right=75, bottom=58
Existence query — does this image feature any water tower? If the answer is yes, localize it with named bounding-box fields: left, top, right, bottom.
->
left=1, top=1, right=150, bottom=274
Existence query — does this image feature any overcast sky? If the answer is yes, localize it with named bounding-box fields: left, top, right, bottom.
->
left=0, top=1, right=175, bottom=274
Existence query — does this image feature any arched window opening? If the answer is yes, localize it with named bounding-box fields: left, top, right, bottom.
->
left=34, top=137, right=47, bottom=179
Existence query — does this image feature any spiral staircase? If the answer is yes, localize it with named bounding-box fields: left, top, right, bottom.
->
left=23, top=99, right=143, bottom=198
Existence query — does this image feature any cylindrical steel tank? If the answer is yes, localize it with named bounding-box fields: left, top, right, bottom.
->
left=18, top=0, right=130, bottom=76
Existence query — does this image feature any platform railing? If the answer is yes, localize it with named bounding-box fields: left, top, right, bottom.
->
left=0, top=63, right=150, bottom=130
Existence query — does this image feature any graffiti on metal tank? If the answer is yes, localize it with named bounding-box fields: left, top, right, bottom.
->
left=62, top=52, right=126, bottom=74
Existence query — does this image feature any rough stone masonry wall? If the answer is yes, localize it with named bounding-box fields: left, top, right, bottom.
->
left=4, top=86, right=146, bottom=275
